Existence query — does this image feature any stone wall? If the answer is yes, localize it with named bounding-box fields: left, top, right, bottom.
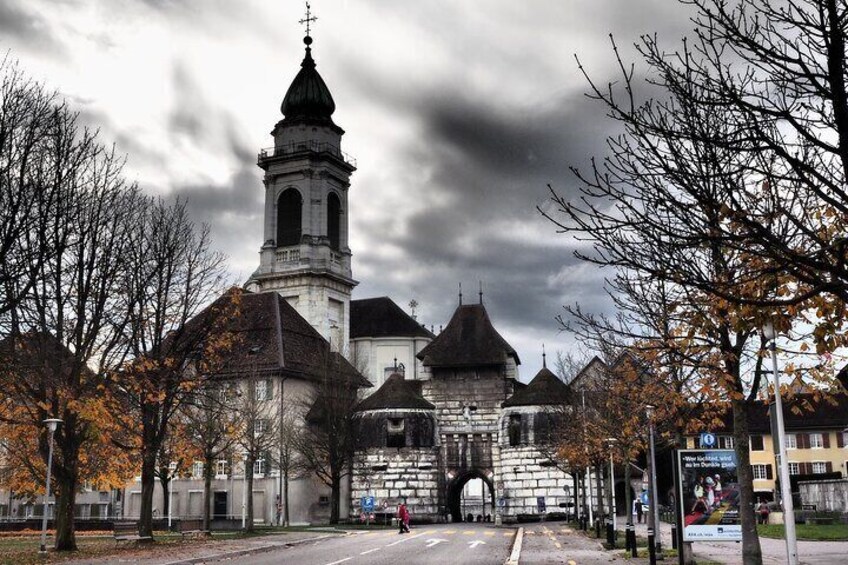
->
left=350, top=447, right=441, bottom=522
left=422, top=369, right=515, bottom=436
left=799, top=479, right=848, bottom=513
left=499, top=445, right=572, bottom=520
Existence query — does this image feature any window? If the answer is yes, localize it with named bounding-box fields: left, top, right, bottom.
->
left=253, top=459, right=265, bottom=477
left=192, top=461, right=204, bottom=479
left=255, top=380, right=269, bottom=401
left=752, top=464, right=769, bottom=480
left=327, top=192, right=341, bottom=251
left=387, top=418, right=406, bottom=448
left=810, top=433, right=824, bottom=449
left=215, top=460, right=228, bottom=478
left=276, top=188, right=302, bottom=246
left=508, top=414, right=522, bottom=447
left=719, top=436, right=735, bottom=449
left=255, top=419, right=268, bottom=435
left=788, top=462, right=800, bottom=475
left=750, top=435, right=764, bottom=451
left=785, top=434, right=797, bottom=449
left=811, top=461, right=827, bottom=474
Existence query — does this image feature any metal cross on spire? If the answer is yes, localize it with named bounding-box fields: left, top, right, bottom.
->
left=299, top=2, right=318, bottom=37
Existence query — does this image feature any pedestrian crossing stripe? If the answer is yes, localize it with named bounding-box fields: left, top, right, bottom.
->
left=444, top=530, right=456, bottom=534
left=503, top=532, right=513, bottom=537
left=463, top=530, right=474, bottom=535
left=484, top=531, right=494, bottom=536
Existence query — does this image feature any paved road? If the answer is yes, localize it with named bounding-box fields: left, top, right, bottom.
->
left=205, top=523, right=516, bottom=565
left=520, top=523, right=644, bottom=564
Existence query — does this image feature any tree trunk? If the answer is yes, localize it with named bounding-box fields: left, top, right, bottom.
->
left=203, top=453, right=213, bottom=532
left=732, top=398, right=763, bottom=564
left=283, top=469, right=290, bottom=527
left=54, top=474, right=78, bottom=551
left=138, top=447, right=157, bottom=539
left=159, top=475, right=170, bottom=523
left=573, top=472, right=580, bottom=521
left=330, top=471, right=341, bottom=524
left=246, top=457, right=255, bottom=532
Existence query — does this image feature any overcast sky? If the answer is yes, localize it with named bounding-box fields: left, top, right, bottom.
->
left=3, top=0, right=696, bottom=382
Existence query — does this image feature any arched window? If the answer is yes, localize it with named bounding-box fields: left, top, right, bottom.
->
left=276, top=189, right=302, bottom=246
left=327, top=192, right=341, bottom=251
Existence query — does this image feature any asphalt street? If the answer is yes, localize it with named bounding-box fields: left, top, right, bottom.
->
left=519, top=523, right=628, bottom=564
left=207, top=523, right=516, bottom=565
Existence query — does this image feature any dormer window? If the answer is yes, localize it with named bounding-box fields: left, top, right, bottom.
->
left=387, top=418, right=405, bottom=448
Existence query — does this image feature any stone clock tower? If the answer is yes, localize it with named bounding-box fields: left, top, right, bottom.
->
left=247, top=32, right=357, bottom=349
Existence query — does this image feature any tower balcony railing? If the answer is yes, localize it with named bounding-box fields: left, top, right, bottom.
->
left=258, top=141, right=356, bottom=168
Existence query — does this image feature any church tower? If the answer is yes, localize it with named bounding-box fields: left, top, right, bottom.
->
left=247, top=24, right=357, bottom=349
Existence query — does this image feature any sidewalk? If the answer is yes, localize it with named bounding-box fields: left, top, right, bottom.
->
left=626, top=521, right=848, bottom=565
left=60, top=529, right=345, bottom=565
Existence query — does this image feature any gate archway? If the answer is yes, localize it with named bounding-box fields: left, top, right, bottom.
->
left=446, top=470, right=495, bottom=523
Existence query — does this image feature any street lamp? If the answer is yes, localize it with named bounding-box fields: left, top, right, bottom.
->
left=607, top=438, right=618, bottom=532
left=167, top=461, right=177, bottom=530
left=241, top=450, right=249, bottom=530
left=763, top=321, right=798, bottom=565
left=40, top=418, right=62, bottom=554
left=645, top=405, right=661, bottom=554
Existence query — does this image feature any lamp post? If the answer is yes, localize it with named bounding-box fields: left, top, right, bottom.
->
left=645, top=405, right=661, bottom=554
left=241, top=450, right=249, bottom=530
left=40, top=418, right=62, bottom=554
left=167, top=461, right=177, bottom=530
left=763, top=322, right=798, bottom=565
left=607, top=438, right=617, bottom=532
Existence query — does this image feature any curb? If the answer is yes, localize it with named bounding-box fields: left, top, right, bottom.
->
left=160, top=532, right=343, bottom=565
left=505, top=527, right=523, bottom=565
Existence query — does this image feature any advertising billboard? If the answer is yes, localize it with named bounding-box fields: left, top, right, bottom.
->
left=678, top=449, right=742, bottom=542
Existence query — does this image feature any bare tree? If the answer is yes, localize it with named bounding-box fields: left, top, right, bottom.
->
left=235, top=374, right=280, bottom=531
left=296, top=353, right=364, bottom=524
left=111, top=198, right=230, bottom=539
left=274, top=408, right=306, bottom=527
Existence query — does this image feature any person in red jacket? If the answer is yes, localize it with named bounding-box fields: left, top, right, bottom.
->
left=397, top=503, right=410, bottom=534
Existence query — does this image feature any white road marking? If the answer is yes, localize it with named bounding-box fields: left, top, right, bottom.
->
left=324, top=559, right=352, bottom=565
left=385, top=531, right=426, bottom=547
left=468, top=540, right=487, bottom=549
left=425, top=538, right=448, bottom=548
left=361, top=547, right=381, bottom=555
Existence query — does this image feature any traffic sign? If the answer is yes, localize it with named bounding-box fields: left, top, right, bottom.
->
left=497, top=497, right=506, bottom=508
left=700, top=432, right=716, bottom=448
left=361, top=495, right=375, bottom=512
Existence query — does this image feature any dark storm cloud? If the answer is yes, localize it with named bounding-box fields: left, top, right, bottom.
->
left=0, top=1, right=62, bottom=54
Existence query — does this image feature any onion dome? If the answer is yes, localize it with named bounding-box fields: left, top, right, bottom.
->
left=280, top=36, right=336, bottom=124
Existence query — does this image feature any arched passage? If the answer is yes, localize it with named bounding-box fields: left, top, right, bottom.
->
left=446, top=470, right=495, bottom=523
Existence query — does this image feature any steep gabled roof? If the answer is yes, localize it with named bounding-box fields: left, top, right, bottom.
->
left=503, top=367, right=570, bottom=407
left=356, top=373, right=435, bottom=412
left=416, top=303, right=519, bottom=368
left=350, top=297, right=434, bottom=340
left=190, top=288, right=368, bottom=386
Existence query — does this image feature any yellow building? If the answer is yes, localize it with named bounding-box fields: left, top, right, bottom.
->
left=685, top=394, right=847, bottom=501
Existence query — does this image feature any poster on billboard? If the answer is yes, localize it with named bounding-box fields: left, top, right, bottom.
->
left=678, top=449, right=742, bottom=542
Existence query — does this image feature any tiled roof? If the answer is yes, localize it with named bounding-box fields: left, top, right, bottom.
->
left=350, top=297, right=434, bottom=339
left=190, top=288, right=368, bottom=386
left=503, top=367, right=570, bottom=407
left=416, top=303, right=519, bottom=368
left=691, top=392, right=848, bottom=434
left=356, top=373, right=435, bottom=412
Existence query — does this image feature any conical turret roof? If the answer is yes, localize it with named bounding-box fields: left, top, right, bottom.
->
left=502, top=367, right=570, bottom=407
left=281, top=37, right=336, bottom=125
left=356, top=373, right=435, bottom=412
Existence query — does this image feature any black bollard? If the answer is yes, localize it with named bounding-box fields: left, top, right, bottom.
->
left=671, top=524, right=677, bottom=549
left=628, top=525, right=637, bottom=557
left=606, top=521, right=614, bottom=547
left=595, top=519, right=602, bottom=538
left=648, top=528, right=657, bottom=564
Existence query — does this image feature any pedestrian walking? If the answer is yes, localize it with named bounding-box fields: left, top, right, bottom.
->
left=397, top=503, right=410, bottom=534
left=635, top=499, right=643, bottom=524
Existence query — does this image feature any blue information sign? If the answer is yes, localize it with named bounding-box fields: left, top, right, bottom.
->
left=361, top=495, right=375, bottom=512
left=700, top=432, right=716, bottom=448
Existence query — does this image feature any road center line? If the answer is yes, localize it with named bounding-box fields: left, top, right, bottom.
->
left=360, top=547, right=380, bottom=555
left=385, top=532, right=425, bottom=547
left=324, top=559, right=352, bottom=565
